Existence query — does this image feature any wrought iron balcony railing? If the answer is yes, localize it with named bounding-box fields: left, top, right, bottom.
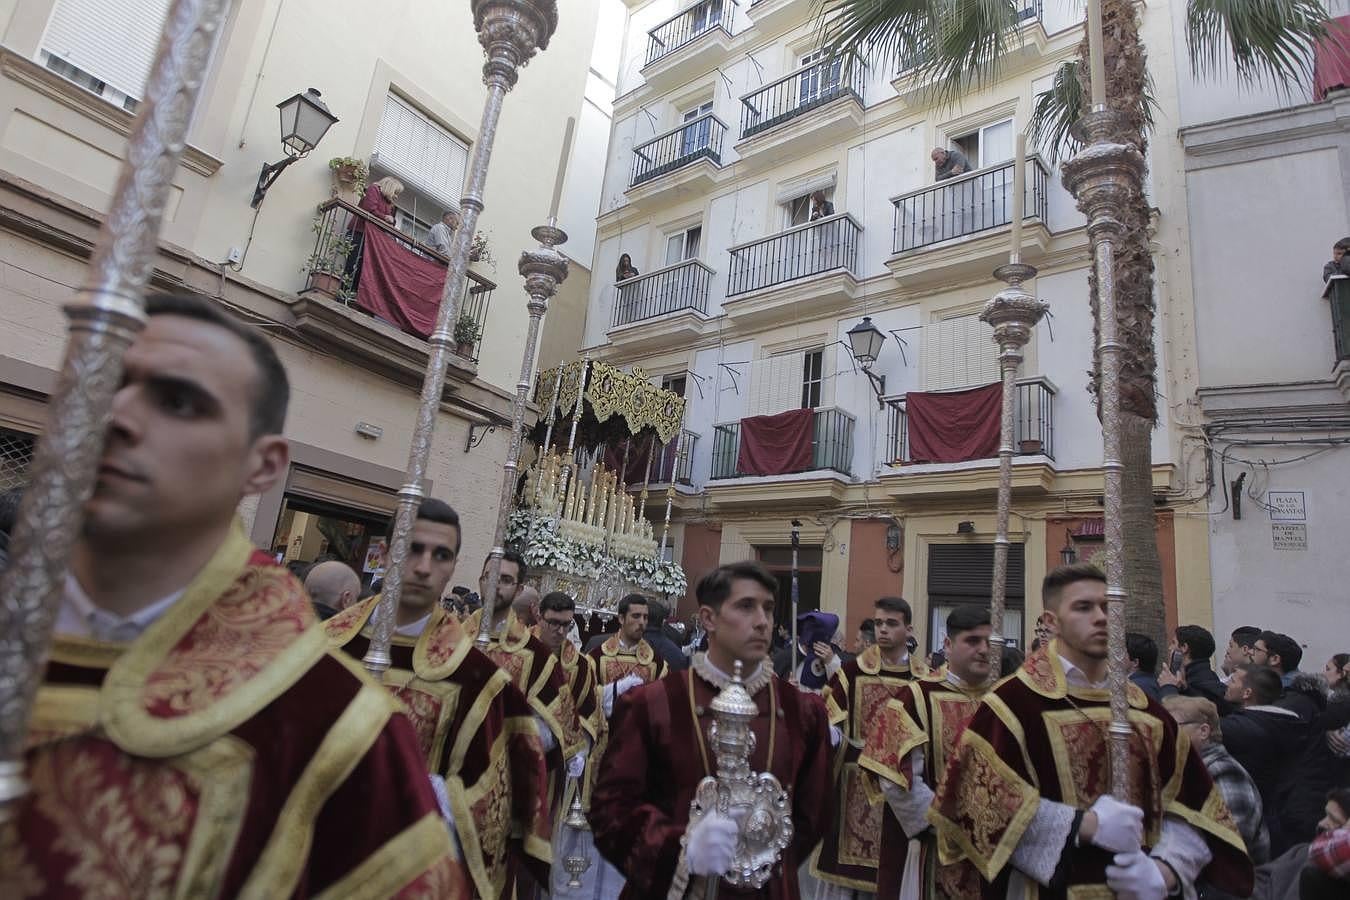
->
left=896, top=0, right=1044, bottom=73
left=711, top=407, right=855, bottom=479
left=630, top=112, right=727, bottom=187
left=727, top=213, right=862, bottom=296
left=892, top=156, right=1049, bottom=254
left=650, top=429, right=698, bottom=485
left=613, top=259, right=714, bottom=328
left=1328, top=276, right=1350, bottom=362
left=306, top=198, right=496, bottom=360
left=886, top=376, right=1056, bottom=464
left=646, top=0, right=732, bottom=66
left=740, top=55, right=864, bottom=139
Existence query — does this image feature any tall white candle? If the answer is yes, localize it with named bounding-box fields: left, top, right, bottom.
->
left=1087, top=0, right=1107, bottom=108
left=1011, top=132, right=1026, bottom=263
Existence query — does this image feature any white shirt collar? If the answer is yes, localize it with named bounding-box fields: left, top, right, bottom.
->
left=56, top=573, right=184, bottom=643
left=1059, top=654, right=1108, bottom=690
left=394, top=613, right=432, bottom=638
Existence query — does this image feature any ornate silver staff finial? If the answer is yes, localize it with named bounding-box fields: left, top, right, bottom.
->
left=561, top=788, right=592, bottom=889
left=363, top=0, right=559, bottom=676
left=685, top=660, right=793, bottom=894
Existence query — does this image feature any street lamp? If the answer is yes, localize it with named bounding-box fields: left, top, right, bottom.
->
left=846, top=316, right=887, bottom=407
left=251, top=88, right=338, bottom=208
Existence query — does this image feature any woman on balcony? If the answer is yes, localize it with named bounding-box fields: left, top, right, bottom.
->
left=344, top=176, right=404, bottom=290
left=615, top=252, right=639, bottom=281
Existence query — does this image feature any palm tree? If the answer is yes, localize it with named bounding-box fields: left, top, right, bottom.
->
left=821, top=0, right=1337, bottom=648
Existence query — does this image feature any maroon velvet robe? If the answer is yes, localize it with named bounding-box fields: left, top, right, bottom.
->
left=589, top=660, right=835, bottom=898
left=860, top=676, right=990, bottom=900
left=931, top=643, right=1255, bottom=899
left=328, top=600, right=555, bottom=900
left=812, top=645, right=928, bottom=892
left=6, top=528, right=464, bottom=898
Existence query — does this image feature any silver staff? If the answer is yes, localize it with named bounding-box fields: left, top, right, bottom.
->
left=476, top=220, right=569, bottom=647
left=0, top=0, right=236, bottom=821
left=1061, top=107, right=1145, bottom=799
left=364, top=0, right=559, bottom=675
left=980, top=264, right=1047, bottom=680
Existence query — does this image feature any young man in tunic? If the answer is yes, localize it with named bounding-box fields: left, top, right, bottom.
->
left=6, top=294, right=464, bottom=897
left=589, top=592, right=669, bottom=718
left=859, top=606, right=996, bottom=900
left=812, top=596, right=929, bottom=898
left=930, top=564, right=1255, bottom=899
left=326, top=500, right=554, bottom=898
left=589, top=561, right=835, bottom=898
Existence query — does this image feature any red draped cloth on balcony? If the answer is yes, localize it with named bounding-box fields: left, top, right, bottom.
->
left=603, top=439, right=658, bottom=485
left=1314, top=16, right=1350, bottom=101
left=905, top=382, right=1001, bottom=464
left=737, top=408, right=814, bottom=476
left=355, top=227, right=446, bottom=338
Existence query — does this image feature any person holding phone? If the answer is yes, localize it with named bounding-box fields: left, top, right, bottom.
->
left=1158, top=624, right=1232, bottom=713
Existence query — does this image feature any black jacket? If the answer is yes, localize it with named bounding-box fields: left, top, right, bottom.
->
left=643, top=625, right=688, bottom=672
left=1274, top=696, right=1350, bottom=850
left=1221, top=704, right=1309, bottom=851
left=1160, top=660, right=1233, bottom=714
left=1275, top=671, right=1326, bottom=724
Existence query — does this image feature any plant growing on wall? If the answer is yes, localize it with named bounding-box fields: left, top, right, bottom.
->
left=328, top=157, right=368, bottom=197
left=469, top=231, right=494, bottom=266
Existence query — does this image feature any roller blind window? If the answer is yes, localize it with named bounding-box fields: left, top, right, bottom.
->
left=40, top=0, right=174, bottom=105
left=371, top=93, right=469, bottom=216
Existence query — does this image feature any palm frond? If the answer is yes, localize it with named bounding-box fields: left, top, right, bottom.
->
left=1186, top=0, right=1333, bottom=90
left=1027, top=61, right=1160, bottom=162
left=817, top=0, right=1027, bottom=109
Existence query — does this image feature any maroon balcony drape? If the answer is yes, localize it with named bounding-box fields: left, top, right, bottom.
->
left=737, top=408, right=814, bottom=476
left=906, top=383, right=1001, bottom=464
left=1314, top=16, right=1350, bottom=101
left=355, top=227, right=445, bottom=338
left=603, top=439, right=657, bottom=485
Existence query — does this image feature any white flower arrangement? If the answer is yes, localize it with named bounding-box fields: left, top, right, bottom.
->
left=507, top=508, right=687, bottom=598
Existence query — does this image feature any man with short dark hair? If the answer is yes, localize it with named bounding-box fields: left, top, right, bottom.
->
left=643, top=597, right=689, bottom=672
left=861, top=605, right=996, bottom=900
left=1323, top=236, right=1350, bottom=282
left=1127, top=631, right=1162, bottom=702
left=1222, top=663, right=1309, bottom=852
left=20, top=294, right=464, bottom=895
left=1159, top=624, right=1228, bottom=711
left=1221, top=626, right=1261, bottom=683
left=589, top=561, right=835, bottom=897
left=812, top=596, right=930, bottom=897
left=1253, top=630, right=1324, bottom=726
left=932, top=564, right=1254, bottom=898
left=327, top=500, right=553, bottom=896
left=589, top=593, right=670, bottom=718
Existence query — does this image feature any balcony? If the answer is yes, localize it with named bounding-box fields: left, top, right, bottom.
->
left=650, top=429, right=698, bottom=485
left=892, top=1, right=1048, bottom=104
left=886, top=157, right=1052, bottom=289
left=609, top=259, right=715, bottom=351
left=629, top=112, right=727, bottom=195
left=1327, top=276, right=1350, bottom=400
left=711, top=407, right=855, bottom=479
left=293, top=199, right=495, bottom=383
left=722, top=214, right=863, bottom=326
left=746, top=0, right=814, bottom=35
left=886, top=376, right=1056, bottom=463
left=733, top=56, right=866, bottom=171
left=643, top=0, right=734, bottom=89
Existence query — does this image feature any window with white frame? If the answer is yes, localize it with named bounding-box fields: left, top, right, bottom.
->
left=748, top=345, right=834, bottom=416
left=680, top=100, right=714, bottom=157
left=798, top=49, right=843, bottom=105
left=785, top=187, right=834, bottom=227
left=690, top=0, right=723, bottom=33
left=40, top=0, right=181, bottom=111
left=371, top=92, right=470, bottom=234
left=950, top=118, right=1014, bottom=169
left=664, top=224, right=702, bottom=266
left=801, top=349, right=824, bottom=408
left=661, top=372, right=688, bottom=398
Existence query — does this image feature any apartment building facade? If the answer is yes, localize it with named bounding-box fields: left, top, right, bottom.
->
left=587, top=0, right=1216, bottom=650
left=1175, top=1, right=1350, bottom=667
left=0, top=0, right=613, bottom=587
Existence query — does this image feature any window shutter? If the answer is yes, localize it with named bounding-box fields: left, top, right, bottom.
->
left=922, top=313, right=1001, bottom=390
left=927, top=543, right=1025, bottom=599
left=41, top=0, right=172, bottom=100
left=747, top=351, right=803, bottom=417
left=372, top=93, right=469, bottom=214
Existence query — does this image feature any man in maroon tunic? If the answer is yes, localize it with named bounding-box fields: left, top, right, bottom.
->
left=589, top=560, right=835, bottom=898
left=930, top=564, right=1255, bottom=899
left=5, top=295, right=463, bottom=898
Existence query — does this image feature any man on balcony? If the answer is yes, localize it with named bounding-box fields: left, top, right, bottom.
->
left=931, top=146, right=971, bottom=181
left=429, top=209, right=460, bottom=256
left=1323, top=236, right=1350, bottom=283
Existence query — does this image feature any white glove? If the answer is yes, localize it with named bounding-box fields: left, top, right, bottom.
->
left=566, top=752, right=586, bottom=779
left=1087, top=794, right=1144, bottom=853
left=828, top=724, right=843, bottom=748
left=1105, top=850, right=1167, bottom=900
left=616, top=673, right=645, bottom=696
left=910, top=747, right=925, bottom=783
left=603, top=674, right=646, bottom=717
left=685, top=812, right=739, bottom=877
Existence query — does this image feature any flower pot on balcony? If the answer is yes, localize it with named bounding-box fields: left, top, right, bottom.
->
left=454, top=341, right=474, bottom=357
left=1019, top=438, right=1043, bottom=455
left=329, top=157, right=367, bottom=205
left=307, top=271, right=342, bottom=297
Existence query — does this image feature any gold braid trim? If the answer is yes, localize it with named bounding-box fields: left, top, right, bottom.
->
left=311, top=813, right=457, bottom=900
left=238, top=682, right=397, bottom=898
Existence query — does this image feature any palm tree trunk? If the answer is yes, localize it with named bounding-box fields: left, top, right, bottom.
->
left=1079, top=0, right=1167, bottom=648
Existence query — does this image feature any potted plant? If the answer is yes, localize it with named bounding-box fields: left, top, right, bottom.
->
left=1019, top=438, right=1044, bottom=455
left=453, top=314, right=481, bottom=356
left=302, top=210, right=354, bottom=298
left=469, top=231, right=494, bottom=265
left=329, top=157, right=368, bottom=204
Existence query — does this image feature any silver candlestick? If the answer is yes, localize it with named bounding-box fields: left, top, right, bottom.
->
left=980, top=263, right=1047, bottom=680
left=364, top=0, right=559, bottom=675
left=1060, top=107, right=1145, bottom=800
